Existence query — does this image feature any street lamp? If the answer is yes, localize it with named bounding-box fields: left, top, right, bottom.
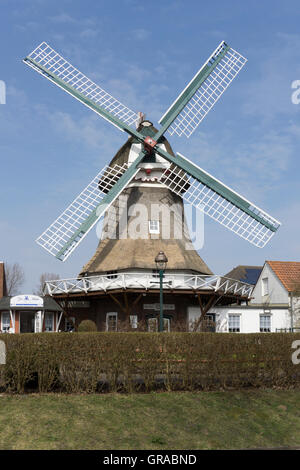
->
left=155, top=251, right=168, bottom=332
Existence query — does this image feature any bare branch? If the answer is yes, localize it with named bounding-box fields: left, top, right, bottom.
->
left=5, top=263, right=25, bottom=296
left=34, top=272, right=60, bottom=296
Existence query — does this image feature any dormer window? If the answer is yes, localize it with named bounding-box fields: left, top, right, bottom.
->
left=149, top=220, right=160, bottom=234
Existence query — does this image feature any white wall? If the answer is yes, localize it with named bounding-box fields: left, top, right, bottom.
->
left=251, top=263, right=289, bottom=305
left=208, top=306, right=291, bottom=333
left=188, top=305, right=290, bottom=333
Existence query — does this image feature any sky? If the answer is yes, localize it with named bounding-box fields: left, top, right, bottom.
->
left=1, top=0, right=300, bottom=292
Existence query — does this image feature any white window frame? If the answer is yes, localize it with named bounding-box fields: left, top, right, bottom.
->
left=147, top=317, right=158, bottom=332
left=163, top=318, right=170, bottom=332
left=45, top=312, right=54, bottom=332
left=130, top=315, right=138, bottom=329
left=147, top=317, right=170, bottom=332
left=106, top=312, right=118, bottom=331
left=1, top=312, right=10, bottom=333
left=34, top=311, right=42, bottom=333
left=149, top=220, right=160, bottom=234
left=228, top=314, right=240, bottom=333
left=262, top=277, right=269, bottom=296
left=260, top=314, right=271, bottom=333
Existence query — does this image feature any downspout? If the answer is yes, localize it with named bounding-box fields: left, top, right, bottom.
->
left=290, top=291, right=294, bottom=331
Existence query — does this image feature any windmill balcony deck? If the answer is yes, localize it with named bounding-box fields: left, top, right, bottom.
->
left=44, top=273, right=253, bottom=299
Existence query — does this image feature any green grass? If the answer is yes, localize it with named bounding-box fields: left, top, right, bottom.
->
left=0, top=390, right=300, bottom=449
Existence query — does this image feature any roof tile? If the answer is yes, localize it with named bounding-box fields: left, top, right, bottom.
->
left=267, top=261, right=300, bottom=292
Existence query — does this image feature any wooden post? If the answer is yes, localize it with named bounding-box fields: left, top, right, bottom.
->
left=193, top=294, right=219, bottom=332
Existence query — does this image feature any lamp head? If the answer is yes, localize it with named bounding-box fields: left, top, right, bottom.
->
left=155, top=251, right=168, bottom=271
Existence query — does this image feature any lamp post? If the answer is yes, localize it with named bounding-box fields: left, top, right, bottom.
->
left=155, top=251, right=168, bottom=332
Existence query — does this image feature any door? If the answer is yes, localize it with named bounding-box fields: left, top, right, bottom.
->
left=20, top=311, right=35, bottom=333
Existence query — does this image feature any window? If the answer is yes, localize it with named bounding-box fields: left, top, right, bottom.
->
left=262, top=277, right=269, bottom=296
left=105, top=270, right=118, bottom=279
left=130, top=315, right=138, bottom=329
left=106, top=312, right=118, bottom=331
left=65, top=317, right=75, bottom=332
left=202, top=314, right=216, bottom=332
left=1, top=312, right=10, bottom=333
left=45, top=312, right=54, bottom=332
left=149, top=220, right=160, bottom=234
left=147, top=317, right=158, bottom=332
left=163, top=318, right=170, bottom=332
left=228, top=315, right=240, bottom=333
left=152, top=269, right=160, bottom=279
left=147, top=317, right=170, bottom=332
left=260, top=315, right=271, bottom=332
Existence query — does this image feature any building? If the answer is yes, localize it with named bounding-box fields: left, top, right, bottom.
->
left=209, top=261, right=300, bottom=333
left=43, top=122, right=253, bottom=332
left=224, top=265, right=262, bottom=286
left=0, top=262, right=63, bottom=333
left=0, top=294, right=63, bottom=333
left=0, top=262, right=7, bottom=298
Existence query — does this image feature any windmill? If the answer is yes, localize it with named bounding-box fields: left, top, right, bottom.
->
left=23, top=40, right=281, bottom=266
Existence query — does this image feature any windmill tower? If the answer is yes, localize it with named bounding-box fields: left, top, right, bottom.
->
left=80, top=120, right=212, bottom=278
left=23, top=41, right=281, bottom=332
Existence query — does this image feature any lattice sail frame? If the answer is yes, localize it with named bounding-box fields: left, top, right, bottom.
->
left=24, top=42, right=138, bottom=130
left=36, top=163, right=131, bottom=261
left=159, top=153, right=281, bottom=248
left=159, top=41, right=247, bottom=138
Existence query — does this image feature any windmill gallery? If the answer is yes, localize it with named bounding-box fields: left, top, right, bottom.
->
left=17, top=41, right=281, bottom=333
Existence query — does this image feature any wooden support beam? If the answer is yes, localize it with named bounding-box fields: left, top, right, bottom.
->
left=193, top=294, right=220, bottom=332
left=108, top=293, right=127, bottom=313
left=124, top=292, right=130, bottom=315
left=132, top=293, right=143, bottom=307
left=55, top=299, right=69, bottom=329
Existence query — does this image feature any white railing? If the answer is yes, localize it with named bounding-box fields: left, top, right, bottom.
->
left=44, top=272, right=253, bottom=298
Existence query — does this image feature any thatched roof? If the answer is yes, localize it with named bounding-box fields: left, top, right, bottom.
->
left=80, top=185, right=212, bottom=276
left=80, top=237, right=212, bottom=275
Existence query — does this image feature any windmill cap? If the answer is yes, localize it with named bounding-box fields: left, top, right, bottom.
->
left=140, top=120, right=153, bottom=127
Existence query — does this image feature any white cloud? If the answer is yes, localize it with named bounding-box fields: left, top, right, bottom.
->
left=80, top=28, right=98, bottom=39
left=49, top=13, right=76, bottom=24
left=131, top=29, right=150, bottom=41
left=243, top=32, right=300, bottom=120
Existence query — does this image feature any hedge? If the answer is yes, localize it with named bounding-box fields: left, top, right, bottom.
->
left=0, top=332, right=300, bottom=393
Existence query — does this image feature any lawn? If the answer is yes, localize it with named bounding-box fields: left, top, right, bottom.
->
left=0, top=390, right=300, bottom=450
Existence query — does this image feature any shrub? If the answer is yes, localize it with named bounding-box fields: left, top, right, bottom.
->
left=0, top=332, right=300, bottom=393
left=78, top=320, right=97, bottom=332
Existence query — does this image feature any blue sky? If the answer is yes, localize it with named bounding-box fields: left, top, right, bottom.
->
left=1, top=0, right=300, bottom=292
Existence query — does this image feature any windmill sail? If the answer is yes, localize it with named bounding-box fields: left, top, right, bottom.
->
left=158, top=152, right=280, bottom=248
left=36, top=163, right=137, bottom=262
left=23, top=42, right=138, bottom=133
left=158, top=41, right=247, bottom=139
